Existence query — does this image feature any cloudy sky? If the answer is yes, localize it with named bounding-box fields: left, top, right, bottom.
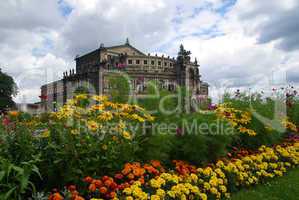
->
left=1, top=0, right=299, bottom=103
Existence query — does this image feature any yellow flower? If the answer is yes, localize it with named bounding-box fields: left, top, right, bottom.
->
left=87, top=120, right=99, bottom=132
left=246, top=129, right=257, bottom=136
left=150, top=195, right=160, bottom=200
left=156, top=189, right=165, bottom=197
left=203, top=167, right=212, bottom=176
left=210, top=187, right=218, bottom=194
left=92, top=95, right=108, bottom=102
left=167, top=191, right=176, bottom=198
left=150, top=177, right=165, bottom=188
left=203, top=182, right=211, bottom=190
left=75, top=94, right=88, bottom=100
left=102, top=144, right=108, bottom=150
left=197, top=168, right=204, bottom=173
left=224, top=193, right=231, bottom=199
left=112, top=135, right=118, bottom=141
left=131, top=114, right=145, bottom=122
left=122, top=131, right=132, bottom=140
left=199, top=193, right=207, bottom=200
left=71, top=129, right=79, bottom=135
left=91, top=104, right=105, bottom=111
left=123, top=188, right=132, bottom=195
left=219, top=185, right=227, bottom=193
left=40, top=129, right=50, bottom=138
left=190, top=173, right=198, bottom=182
left=98, top=111, right=113, bottom=121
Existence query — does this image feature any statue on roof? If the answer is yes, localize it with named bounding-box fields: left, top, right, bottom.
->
left=194, top=57, right=198, bottom=65
left=125, top=38, right=130, bottom=45
left=177, top=44, right=191, bottom=64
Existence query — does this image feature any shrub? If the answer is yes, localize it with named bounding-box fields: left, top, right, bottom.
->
left=0, top=156, right=41, bottom=200
left=0, top=94, right=154, bottom=190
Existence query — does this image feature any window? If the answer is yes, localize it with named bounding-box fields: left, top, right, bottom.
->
left=158, top=61, right=161, bottom=66
left=164, top=62, right=167, bottom=66
left=170, top=63, right=173, bottom=67
left=136, top=59, right=140, bottom=64
left=128, top=59, right=132, bottom=64
left=151, top=60, right=155, bottom=65
left=144, top=60, right=148, bottom=65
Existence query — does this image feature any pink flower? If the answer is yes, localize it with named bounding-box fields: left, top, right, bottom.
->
left=2, top=117, right=10, bottom=126
left=176, top=127, right=183, bottom=136
left=117, top=63, right=127, bottom=68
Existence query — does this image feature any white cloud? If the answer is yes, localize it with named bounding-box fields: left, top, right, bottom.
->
left=0, top=0, right=299, bottom=104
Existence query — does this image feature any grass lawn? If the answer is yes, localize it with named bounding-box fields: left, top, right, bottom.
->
left=231, top=167, right=299, bottom=200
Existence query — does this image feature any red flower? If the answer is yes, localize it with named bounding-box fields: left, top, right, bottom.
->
left=114, top=173, right=124, bottom=179
left=110, top=182, right=118, bottom=190
left=68, top=185, right=76, bottom=191
left=2, top=117, right=10, bottom=126
left=83, top=176, right=93, bottom=183
left=93, top=179, right=102, bottom=187
left=102, top=176, right=110, bottom=181
left=110, top=191, right=116, bottom=198
left=117, top=184, right=125, bottom=190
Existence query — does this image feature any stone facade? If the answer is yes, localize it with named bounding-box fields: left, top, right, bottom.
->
left=40, top=40, right=209, bottom=112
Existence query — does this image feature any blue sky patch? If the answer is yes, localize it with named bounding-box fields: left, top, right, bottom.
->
left=58, top=0, right=73, bottom=17
left=216, top=0, right=237, bottom=16
left=32, top=38, right=54, bottom=57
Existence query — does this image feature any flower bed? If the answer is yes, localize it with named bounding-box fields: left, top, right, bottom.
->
left=1, top=92, right=299, bottom=199
left=49, top=138, right=299, bottom=200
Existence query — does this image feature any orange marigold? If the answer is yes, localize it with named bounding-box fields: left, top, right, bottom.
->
left=104, top=179, right=113, bottom=187
left=8, top=111, right=19, bottom=117
left=99, top=186, right=108, bottom=194
left=93, top=179, right=103, bottom=187
left=49, top=192, right=63, bottom=200
left=88, top=183, right=96, bottom=192
left=151, top=160, right=161, bottom=168
left=127, top=173, right=135, bottom=180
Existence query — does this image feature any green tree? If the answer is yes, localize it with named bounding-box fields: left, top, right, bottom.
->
left=0, top=68, right=18, bottom=112
left=74, top=86, right=89, bottom=95
left=108, top=74, right=130, bottom=103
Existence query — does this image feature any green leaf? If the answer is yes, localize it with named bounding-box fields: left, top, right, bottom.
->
left=0, top=171, right=5, bottom=182
left=4, top=186, right=16, bottom=200
left=19, top=175, right=29, bottom=192
left=32, top=165, right=42, bottom=180
left=12, top=166, right=24, bottom=175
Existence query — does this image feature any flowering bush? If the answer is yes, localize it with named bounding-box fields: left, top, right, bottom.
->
left=48, top=138, right=299, bottom=200
left=1, top=90, right=299, bottom=199
left=215, top=103, right=256, bottom=136
left=0, top=94, right=154, bottom=190
left=221, top=89, right=299, bottom=150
